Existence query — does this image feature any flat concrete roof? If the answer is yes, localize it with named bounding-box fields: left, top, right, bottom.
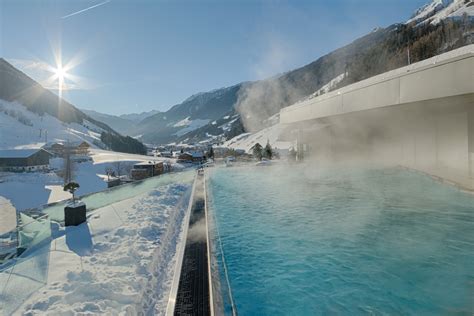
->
left=280, top=44, right=474, bottom=124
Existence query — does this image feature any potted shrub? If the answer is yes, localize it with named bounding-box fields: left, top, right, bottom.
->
left=63, top=182, right=86, bottom=226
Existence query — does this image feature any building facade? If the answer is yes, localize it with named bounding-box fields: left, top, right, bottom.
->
left=0, top=149, right=52, bottom=171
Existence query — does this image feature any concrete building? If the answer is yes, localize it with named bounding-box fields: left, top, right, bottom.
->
left=280, top=45, right=474, bottom=190
left=0, top=149, right=52, bottom=171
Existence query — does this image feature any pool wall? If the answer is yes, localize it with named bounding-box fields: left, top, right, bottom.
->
left=280, top=45, right=474, bottom=190
left=205, top=170, right=239, bottom=316
left=167, top=171, right=227, bottom=316
left=165, top=174, right=197, bottom=315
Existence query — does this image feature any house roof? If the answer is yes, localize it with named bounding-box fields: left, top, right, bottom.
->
left=43, top=141, right=89, bottom=148
left=186, top=151, right=204, bottom=158
left=0, top=148, right=51, bottom=158
left=134, top=161, right=163, bottom=166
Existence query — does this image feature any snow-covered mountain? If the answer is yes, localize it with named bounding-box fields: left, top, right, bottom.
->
left=407, top=0, right=474, bottom=25
left=0, top=58, right=147, bottom=153
left=133, top=84, right=243, bottom=144
left=0, top=100, right=105, bottom=149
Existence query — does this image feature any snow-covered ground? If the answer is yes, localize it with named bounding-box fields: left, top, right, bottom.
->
left=0, top=197, right=16, bottom=235
left=0, top=172, right=64, bottom=211
left=89, top=148, right=169, bottom=164
left=1, top=180, right=192, bottom=315
left=45, top=185, right=72, bottom=204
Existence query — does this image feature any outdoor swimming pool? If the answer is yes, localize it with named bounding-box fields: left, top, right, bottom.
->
left=207, top=165, right=474, bottom=315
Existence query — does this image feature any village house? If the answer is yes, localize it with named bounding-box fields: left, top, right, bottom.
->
left=0, top=149, right=52, bottom=172
left=130, top=161, right=164, bottom=180
left=177, top=151, right=205, bottom=163
left=43, top=141, right=90, bottom=156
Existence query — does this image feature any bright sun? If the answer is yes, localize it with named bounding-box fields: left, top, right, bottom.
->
left=53, top=64, right=70, bottom=98
left=55, top=66, right=67, bottom=82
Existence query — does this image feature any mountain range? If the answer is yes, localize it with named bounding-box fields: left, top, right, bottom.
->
left=3, top=0, right=473, bottom=150
left=83, top=0, right=473, bottom=146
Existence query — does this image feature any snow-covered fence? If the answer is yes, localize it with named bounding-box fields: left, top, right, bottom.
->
left=138, top=182, right=194, bottom=315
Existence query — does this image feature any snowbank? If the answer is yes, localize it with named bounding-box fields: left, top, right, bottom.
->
left=13, top=181, right=192, bottom=315
left=0, top=197, right=16, bottom=235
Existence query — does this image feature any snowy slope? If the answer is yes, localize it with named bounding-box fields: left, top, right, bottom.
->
left=172, top=117, right=210, bottom=137
left=224, top=117, right=291, bottom=153
left=407, top=0, right=474, bottom=25
left=308, top=73, right=346, bottom=99
left=0, top=100, right=104, bottom=150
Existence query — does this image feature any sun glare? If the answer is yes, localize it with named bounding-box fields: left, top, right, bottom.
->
left=54, top=65, right=67, bottom=82
left=50, top=61, right=73, bottom=99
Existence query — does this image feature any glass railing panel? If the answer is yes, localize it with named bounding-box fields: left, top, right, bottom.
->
left=17, top=213, right=51, bottom=253
left=42, top=170, right=194, bottom=222
left=0, top=238, right=51, bottom=314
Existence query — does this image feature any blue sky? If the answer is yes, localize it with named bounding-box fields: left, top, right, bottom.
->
left=1, top=0, right=428, bottom=115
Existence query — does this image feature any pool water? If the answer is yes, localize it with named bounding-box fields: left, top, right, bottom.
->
left=207, top=166, right=474, bottom=315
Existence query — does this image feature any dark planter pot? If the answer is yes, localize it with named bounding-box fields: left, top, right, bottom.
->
left=64, top=201, right=87, bottom=226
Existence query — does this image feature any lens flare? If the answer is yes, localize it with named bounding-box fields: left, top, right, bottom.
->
left=54, top=65, right=67, bottom=82
left=53, top=64, right=67, bottom=99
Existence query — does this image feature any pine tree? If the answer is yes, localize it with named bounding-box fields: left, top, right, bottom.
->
left=208, top=147, right=214, bottom=159
left=263, top=141, right=273, bottom=160
left=252, top=143, right=263, bottom=161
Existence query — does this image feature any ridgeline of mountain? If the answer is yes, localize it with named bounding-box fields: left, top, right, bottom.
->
left=407, top=0, right=474, bottom=25
left=81, top=109, right=162, bottom=136
left=82, top=109, right=137, bottom=136
left=119, top=110, right=160, bottom=123
left=115, top=0, right=472, bottom=145
left=0, top=58, right=147, bottom=154
left=22, top=0, right=469, bottom=146
left=130, top=7, right=471, bottom=144
left=135, top=85, right=242, bottom=144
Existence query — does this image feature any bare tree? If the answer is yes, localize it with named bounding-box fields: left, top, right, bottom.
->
left=113, top=161, right=126, bottom=178
left=63, top=144, right=76, bottom=184
left=105, top=167, right=114, bottom=181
